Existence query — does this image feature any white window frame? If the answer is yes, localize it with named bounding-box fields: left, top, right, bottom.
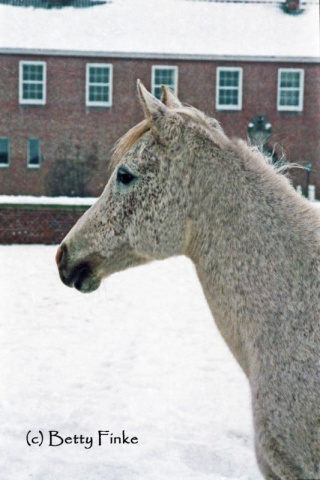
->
left=151, top=66, right=178, bottom=99
left=27, top=138, right=41, bottom=168
left=0, top=137, right=9, bottom=167
left=277, top=68, right=304, bottom=112
left=19, top=61, right=46, bottom=105
left=86, top=63, right=113, bottom=107
left=216, top=67, right=243, bottom=111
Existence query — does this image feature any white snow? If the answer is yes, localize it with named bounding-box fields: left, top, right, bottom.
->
left=0, top=245, right=262, bottom=480
left=0, top=195, right=98, bottom=205
left=0, top=0, right=319, bottom=59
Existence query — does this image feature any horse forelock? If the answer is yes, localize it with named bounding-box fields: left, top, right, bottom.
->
left=111, top=119, right=151, bottom=172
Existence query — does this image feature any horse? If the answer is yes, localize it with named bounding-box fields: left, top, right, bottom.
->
left=56, top=80, right=320, bottom=480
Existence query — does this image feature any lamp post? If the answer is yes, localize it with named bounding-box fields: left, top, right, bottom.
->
left=305, top=163, right=312, bottom=197
left=247, top=116, right=272, bottom=152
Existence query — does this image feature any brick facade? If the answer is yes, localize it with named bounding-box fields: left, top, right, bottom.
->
left=0, top=54, right=319, bottom=197
left=0, top=203, right=87, bottom=244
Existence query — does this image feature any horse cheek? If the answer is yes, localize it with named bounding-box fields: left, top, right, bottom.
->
left=142, top=206, right=185, bottom=259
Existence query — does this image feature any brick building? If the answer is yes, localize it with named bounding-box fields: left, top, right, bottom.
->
left=0, top=0, right=319, bottom=197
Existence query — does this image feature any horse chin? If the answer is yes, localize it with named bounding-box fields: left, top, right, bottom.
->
left=74, top=274, right=101, bottom=294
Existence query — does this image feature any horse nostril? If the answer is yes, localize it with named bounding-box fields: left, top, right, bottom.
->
left=74, top=264, right=91, bottom=291
left=56, top=243, right=67, bottom=268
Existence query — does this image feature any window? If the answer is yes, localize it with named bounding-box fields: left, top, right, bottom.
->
left=277, top=69, right=304, bottom=112
left=86, top=64, right=113, bottom=107
left=0, top=138, right=9, bottom=167
left=151, top=66, right=178, bottom=100
left=28, top=138, right=40, bottom=168
left=19, top=61, right=46, bottom=105
left=216, top=67, right=243, bottom=110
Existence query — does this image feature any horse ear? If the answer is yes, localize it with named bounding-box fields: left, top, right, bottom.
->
left=137, top=79, right=167, bottom=131
left=161, top=85, right=182, bottom=108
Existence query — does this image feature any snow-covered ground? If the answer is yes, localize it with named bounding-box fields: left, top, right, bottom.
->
left=0, top=195, right=97, bottom=206
left=0, top=245, right=262, bottom=480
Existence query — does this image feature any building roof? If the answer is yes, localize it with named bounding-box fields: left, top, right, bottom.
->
left=0, top=0, right=319, bottom=61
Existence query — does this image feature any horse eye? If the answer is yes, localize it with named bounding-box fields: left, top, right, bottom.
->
left=116, top=167, right=136, bottom=186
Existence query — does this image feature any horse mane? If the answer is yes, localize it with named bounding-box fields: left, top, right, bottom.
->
left=111, top=103, right=287, bottom=178
left=173, top=106, right=291, bottom=177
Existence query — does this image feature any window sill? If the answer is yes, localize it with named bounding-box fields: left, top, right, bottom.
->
left=277, top=107, right=303, bottom=113
left=19, top=101, right=46, bottom=106
left=216, top=106, right=242, bottom=112
left=85, top=103, right=112, bottom=108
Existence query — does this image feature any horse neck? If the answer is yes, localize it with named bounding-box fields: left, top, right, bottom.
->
left=184, top=145, right=320, bottom=375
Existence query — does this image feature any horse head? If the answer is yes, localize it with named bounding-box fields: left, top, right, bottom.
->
left=56, top=81, right=196, bottom=293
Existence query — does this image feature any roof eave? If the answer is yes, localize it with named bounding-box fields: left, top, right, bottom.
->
left=0, top=48, right=319, bottom=63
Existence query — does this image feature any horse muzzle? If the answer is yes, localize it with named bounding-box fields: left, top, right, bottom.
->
left=56, top=243, right=101, bottom=293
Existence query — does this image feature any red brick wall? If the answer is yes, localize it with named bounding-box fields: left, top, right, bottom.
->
left=0, top=54, right=319, bottom=196
left=0, top=204, right=87, bottom=244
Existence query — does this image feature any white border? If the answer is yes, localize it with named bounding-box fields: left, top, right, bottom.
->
left=277, top=68, right=304, bottom=112
left=151, top=65, right=178, bottom=98
left=0, top=137, right=9, bottom=167
left=216, top=67, right=243, bottom=111
left=19, top=61, right=46, bottom=105
left=27, top=138, right=40, bottom=168
left=86, top=63, right=113, bottom=107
